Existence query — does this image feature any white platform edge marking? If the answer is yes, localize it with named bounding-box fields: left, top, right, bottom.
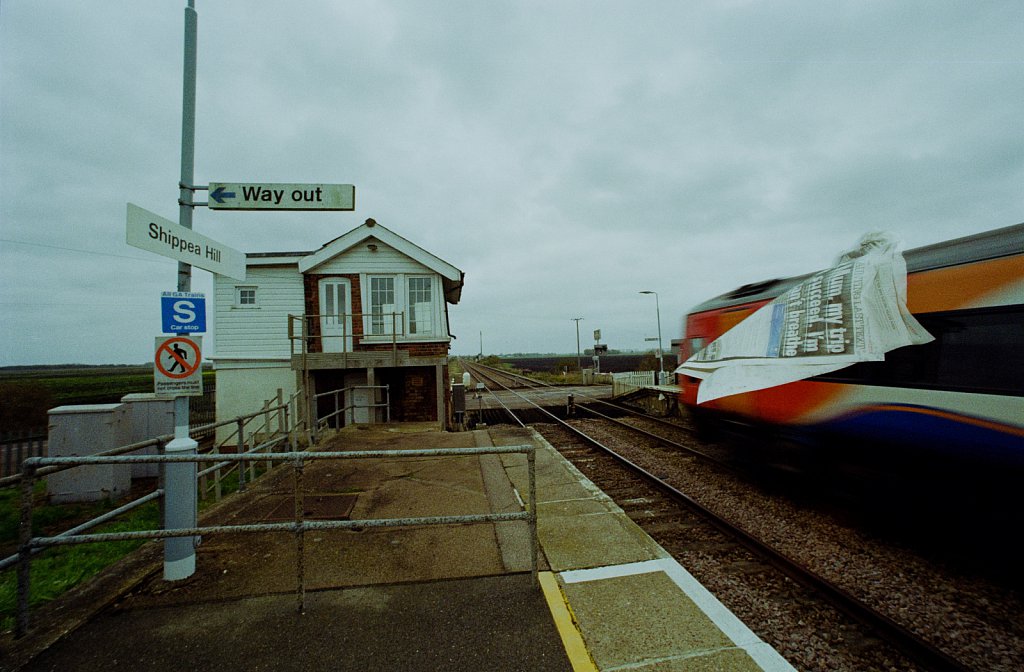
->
left=560, top=559, right=796, bottom=672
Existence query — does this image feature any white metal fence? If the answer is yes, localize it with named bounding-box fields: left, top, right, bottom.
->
left=611, top=371, right=656, bottom=396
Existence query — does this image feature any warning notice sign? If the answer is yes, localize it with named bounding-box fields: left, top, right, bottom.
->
left=154, top=335, right=203, bottom=397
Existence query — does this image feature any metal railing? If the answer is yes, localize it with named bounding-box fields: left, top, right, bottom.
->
left=12, top=443, right=537, bottom=638
left=198, top=389, right=305, bottom=500
left=287, top=311, right=407, bottom=359
left=1, top=392, right=304, bottom=635
left=313, top=385, right=391, bottom=430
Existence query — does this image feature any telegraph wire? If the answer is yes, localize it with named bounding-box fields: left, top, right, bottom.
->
left=0, top=238, right=173, bottom=264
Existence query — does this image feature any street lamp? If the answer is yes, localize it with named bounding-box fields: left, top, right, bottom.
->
left=639, top=291, right=663, bottom=377
left=571, top=317, right=584, bottom=372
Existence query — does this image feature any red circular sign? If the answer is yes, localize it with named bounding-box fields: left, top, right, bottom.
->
left=156, top=337, right=201, bottom=379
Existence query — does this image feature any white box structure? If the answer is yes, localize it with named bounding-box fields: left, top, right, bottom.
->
left=121, top=393, right=175, bottom=478
left=46, top=404, right=131, bottom=503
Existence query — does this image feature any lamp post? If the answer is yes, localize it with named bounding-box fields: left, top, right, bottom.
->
left=639, top=291, right=663, bottom=376
left=571, top=317, right=584, bottom=372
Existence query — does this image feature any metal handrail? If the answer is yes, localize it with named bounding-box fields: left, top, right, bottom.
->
left=0, top=392, right=301, bottom=489
left=2, top=392, right=302, bottom=604
left=13, top=444, right=538, bottom=638
left=287, top=312, right=408, bottom=357
left=314, top=385, right=391, bottom=427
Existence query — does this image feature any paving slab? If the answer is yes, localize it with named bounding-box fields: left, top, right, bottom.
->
left=6, top=424, right=567, bottom=672
left=22, top=575, right=569, bottom=672
left=5, top=422, right=795, bottom=672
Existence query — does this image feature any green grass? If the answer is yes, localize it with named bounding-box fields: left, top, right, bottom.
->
left=0, top=489, right=159, bottom=632
left=0, top=456, right=274, bottom=632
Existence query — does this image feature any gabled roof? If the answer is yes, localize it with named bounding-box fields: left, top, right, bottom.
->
left=297, top=218, right=465, bottom=304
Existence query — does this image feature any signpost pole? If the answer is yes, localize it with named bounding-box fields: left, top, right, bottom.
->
left=164, top=0, right=199, bottom=581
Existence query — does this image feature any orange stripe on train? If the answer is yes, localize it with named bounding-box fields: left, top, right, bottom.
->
left=908, top=255, right=1023, bottom=313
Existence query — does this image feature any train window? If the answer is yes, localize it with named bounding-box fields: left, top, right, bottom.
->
left=812, top=307, right=1024, bottom=396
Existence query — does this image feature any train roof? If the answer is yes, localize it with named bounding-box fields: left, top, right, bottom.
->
left=688, top=222, right=1024, bottom=315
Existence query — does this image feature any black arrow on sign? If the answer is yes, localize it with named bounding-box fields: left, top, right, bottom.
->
left=210, top=186, right=236, bottom=204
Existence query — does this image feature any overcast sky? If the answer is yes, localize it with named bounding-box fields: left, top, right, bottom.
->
left=2, top=1, right=1021, bottom=366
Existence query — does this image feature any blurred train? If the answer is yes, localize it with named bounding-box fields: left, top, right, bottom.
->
left=678, top=223, right=1024, bottom=482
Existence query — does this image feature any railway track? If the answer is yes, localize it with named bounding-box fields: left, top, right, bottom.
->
left=458, top=359, right=1024, bottom=672
left=458, top=359, right=548, bottom=390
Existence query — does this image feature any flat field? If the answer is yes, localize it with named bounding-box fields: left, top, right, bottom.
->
left=0, top=365, right=154, bottom=406
left=0, top=365, right=215, bottom=432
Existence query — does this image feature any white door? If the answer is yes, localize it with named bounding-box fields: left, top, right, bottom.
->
left=318, top=278, right=352, bottom=353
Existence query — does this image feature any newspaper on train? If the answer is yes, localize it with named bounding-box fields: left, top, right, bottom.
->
left=675, top=232, right=933, bottom=404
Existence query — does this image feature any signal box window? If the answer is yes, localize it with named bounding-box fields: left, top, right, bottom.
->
left=235, top=286, right=258, bottom=308
left=408, top=276, right=434, bottom=335
left=369, top=276, right=396, bottom=335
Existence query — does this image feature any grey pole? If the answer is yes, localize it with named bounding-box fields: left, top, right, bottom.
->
left=572, top=317, right=583, bottom=372
left=165, top=0, right=199, bottom=581
left=640, top=291, right=664, bottom=377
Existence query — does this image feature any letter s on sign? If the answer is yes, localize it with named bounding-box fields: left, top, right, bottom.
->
left=173, top=300, right=196, bottom=324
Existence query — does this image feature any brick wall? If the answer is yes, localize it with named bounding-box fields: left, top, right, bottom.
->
left=303, top=274, right=362, bottom=353
left=380, top=366, right=438, bottom=422
left=360, top=341, right=450, bottom=357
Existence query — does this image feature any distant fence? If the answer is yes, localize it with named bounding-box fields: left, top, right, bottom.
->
left=190, top=385, right=216, bottom=426
left=1, top=430, right=47, bottom=479
left=611, top=371, right=655, bottom=397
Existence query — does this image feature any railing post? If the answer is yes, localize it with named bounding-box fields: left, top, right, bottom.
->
left=164, top=435, right=198, bottom=581
left=293, top=454, right=306, bottom=615
left=16, top=462, right=36, bottom=638
left=237, top=417, right=247, bottom=492
left=214, top=456, right=223, bottom=502
left=262, top=399, right=271, bottom=445
left=309, top=383, right=318, bottom=446
left=284, top=404, right=296, bottom=451
left=198, top=452, right=208, bottom=502
left=156, top=438, right=167, bottom=523
left=276, top=389, right=284, bottom=435
left=528, top=447, right=538, bottom=586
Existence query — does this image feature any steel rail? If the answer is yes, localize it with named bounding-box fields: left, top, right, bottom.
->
left=461, top=360, right=971, bottom=672
left=464, top=358, right=669, bottom=421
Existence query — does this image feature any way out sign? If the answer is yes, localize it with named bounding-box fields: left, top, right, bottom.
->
left=208, top=182, right=355, bottom=211
left=155, top=336, right=203, bottom=397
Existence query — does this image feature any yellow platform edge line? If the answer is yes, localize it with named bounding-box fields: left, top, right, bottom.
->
left=539, top=571, right=599, bottom=672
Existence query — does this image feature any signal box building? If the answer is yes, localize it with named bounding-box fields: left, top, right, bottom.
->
left=211, top=218, right=464, bottom=431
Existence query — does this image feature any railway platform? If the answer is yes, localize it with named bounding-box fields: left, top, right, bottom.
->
left=7, top=424, right=793, bottom=672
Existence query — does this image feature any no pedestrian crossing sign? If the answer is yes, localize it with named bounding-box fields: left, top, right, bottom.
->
left=154, top=335, right=203, bottom=397
left=161, top=292, right=206, bottom=333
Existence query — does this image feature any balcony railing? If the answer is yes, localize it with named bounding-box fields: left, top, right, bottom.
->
left=288, top=312, right=406, bottom=368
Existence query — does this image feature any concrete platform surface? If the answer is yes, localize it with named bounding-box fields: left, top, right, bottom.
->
left=5, top=423, right=794, bottom=672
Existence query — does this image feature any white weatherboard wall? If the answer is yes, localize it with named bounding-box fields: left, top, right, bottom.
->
left=212, top=264, right=303, bottom=443
left=214, top=265, right=304, bottom=359
left=213, top=363, right=297, bottom=444
left=313, top=237, right=427, bottom=275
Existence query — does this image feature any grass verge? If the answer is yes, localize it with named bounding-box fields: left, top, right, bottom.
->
left=0, top=460, right=269, bottom=633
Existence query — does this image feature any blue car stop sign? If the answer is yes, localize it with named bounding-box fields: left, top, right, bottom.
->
left=161, top=292, right=206, bottom=333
